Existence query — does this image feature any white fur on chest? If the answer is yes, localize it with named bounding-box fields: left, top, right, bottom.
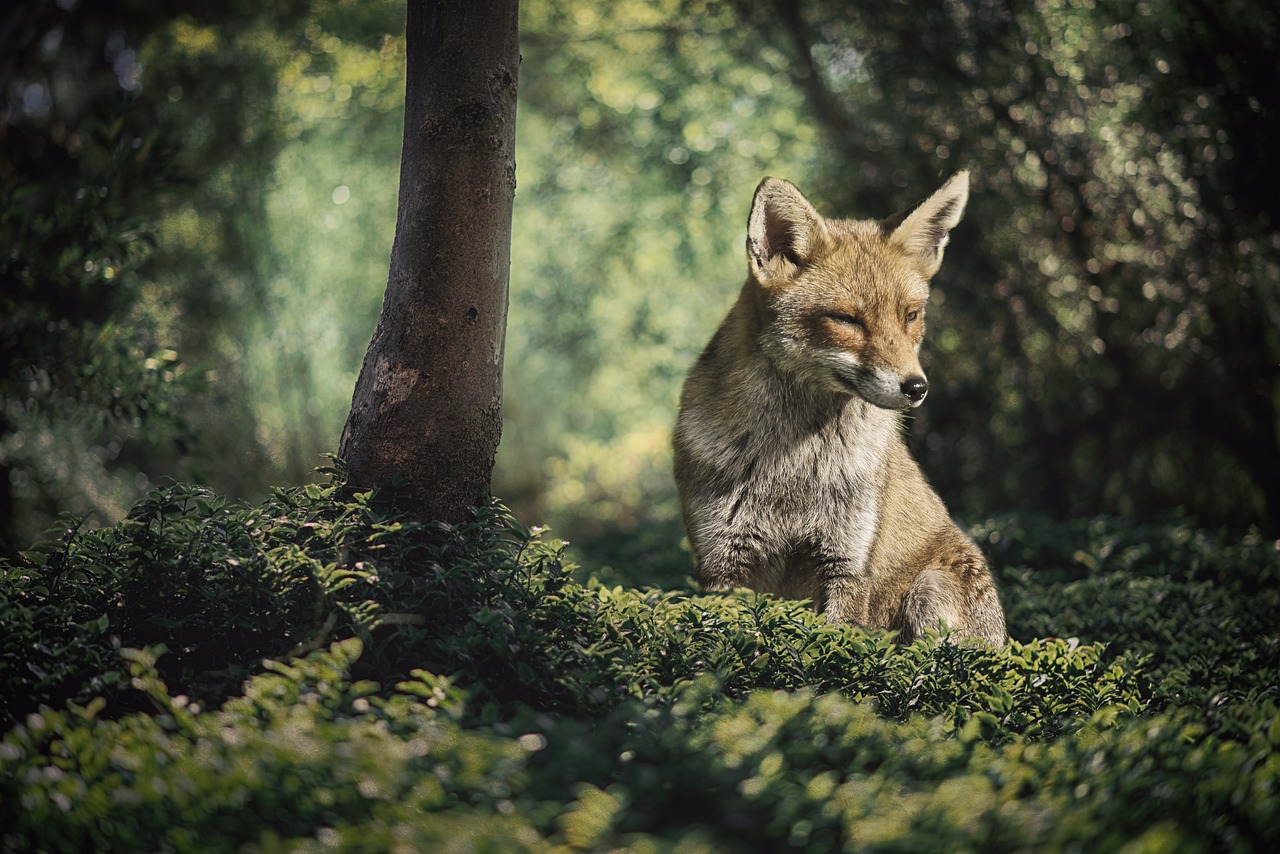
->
left=679, top=363, right=897, bottom=586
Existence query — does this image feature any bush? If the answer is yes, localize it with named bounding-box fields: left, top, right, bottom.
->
left=3, top=641, right=1277, bottom=851
left=2, top=478, right=1278, bottom=849
left=3, top=476, right=1150, bottom=739
left=979, top=515, right=1280, bottom=717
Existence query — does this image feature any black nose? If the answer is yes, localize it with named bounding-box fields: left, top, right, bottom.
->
left=901, top=376, right=929, bottom=403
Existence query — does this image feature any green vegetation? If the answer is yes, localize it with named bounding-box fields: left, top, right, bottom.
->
left=4, top=0, right=1279, bottom=848
left=4, top=0, right=1279, bottom=545
left=3, top=482, right=1277, bottom=849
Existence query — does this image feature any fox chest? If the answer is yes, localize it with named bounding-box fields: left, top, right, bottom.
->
left=706, top=424, right=887, bottom=575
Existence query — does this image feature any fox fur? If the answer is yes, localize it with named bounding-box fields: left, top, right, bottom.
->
left=673, top=171, right=1006, bottom=646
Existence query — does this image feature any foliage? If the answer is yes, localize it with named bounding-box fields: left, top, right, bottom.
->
left=0, top=0, right=403, bottom=546
left=7, top=0, right=1278, bottom=546
left=6, top=640, right=1279, bottom=853
left=3, top=484, right=1279, bottom=850
left=0, top=468, right=565, bottom=726
left=2, top=640, right=540, bottom=852
left=507, top=0, right=1280, bottom=533
left=1, top=474, right=1158, bottom=737
left=979, top=515, right=1280, bottom=719
left=1, top=3, right=208, bottom=547
left=2, top=483, right=1280, bottom=850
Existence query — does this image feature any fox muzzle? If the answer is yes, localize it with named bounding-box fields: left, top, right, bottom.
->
left=901, top=376, right=929, bottom=406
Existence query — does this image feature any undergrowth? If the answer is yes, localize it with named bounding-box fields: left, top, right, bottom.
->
left=2, top=470, right=1277, bottom=850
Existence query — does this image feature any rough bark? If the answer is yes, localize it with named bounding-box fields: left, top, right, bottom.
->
left=339, top=0, right=519, bottom=523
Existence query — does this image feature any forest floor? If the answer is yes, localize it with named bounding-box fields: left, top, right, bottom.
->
left=3, top=480, right=1277, bottom=850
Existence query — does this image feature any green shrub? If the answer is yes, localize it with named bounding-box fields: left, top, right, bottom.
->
left=3, top=639, right=1276, bottom=852
left=1, top=640, right=543, bottom=852
left=3, top=480, right=1277, bottom=850
left=979, top=515, right=1280, bottom=715
left=3, top=476, right=1151, bottom=743
left=1, top=470, right=588, bottom=724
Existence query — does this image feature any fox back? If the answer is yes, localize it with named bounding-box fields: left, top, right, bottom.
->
left=673, top=172, right=1005, bottom=646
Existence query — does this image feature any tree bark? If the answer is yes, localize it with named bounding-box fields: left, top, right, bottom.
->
left=339, top=0, right=519, bottom=523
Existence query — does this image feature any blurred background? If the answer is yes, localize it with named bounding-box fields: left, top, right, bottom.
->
left=3, top=0, right=1277, bottom=560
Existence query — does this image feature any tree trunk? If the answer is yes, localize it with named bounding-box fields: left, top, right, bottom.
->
left=339, top=0, right=519, bottom=523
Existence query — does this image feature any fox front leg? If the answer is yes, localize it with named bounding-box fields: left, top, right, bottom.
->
left=816, top=565, right=874, bottom=626
left=691, top=526, right=771, bottom=592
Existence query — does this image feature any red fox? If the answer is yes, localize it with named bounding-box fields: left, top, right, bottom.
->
left=673, top=172, right=1006, bottom=646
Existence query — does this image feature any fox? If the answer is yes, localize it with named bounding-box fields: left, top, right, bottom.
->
left=673, top=171, right=1006, bottom=646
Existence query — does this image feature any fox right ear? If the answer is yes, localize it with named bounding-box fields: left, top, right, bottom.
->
left=885, top=170, right=970, bottom=278
left=747, top=177, right=826, bottom=283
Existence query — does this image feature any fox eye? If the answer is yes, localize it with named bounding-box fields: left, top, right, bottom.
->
left=905, top=308, right=922, bottom=324
left=828, top=312, right=865, bottom=331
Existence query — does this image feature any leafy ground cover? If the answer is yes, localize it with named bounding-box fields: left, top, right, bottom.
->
left=2, top=472, right=1277, bottom=850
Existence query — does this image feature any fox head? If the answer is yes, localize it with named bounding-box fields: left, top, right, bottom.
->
left=745, top=172, right=969, bottom=410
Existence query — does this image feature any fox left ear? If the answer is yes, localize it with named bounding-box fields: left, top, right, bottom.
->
left=747, top=177, right=827, bottom=285
left=886, top=170, right=969, bottom=278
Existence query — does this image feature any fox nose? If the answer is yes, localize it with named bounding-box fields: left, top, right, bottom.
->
left=901, top=376, right=929, bottom=404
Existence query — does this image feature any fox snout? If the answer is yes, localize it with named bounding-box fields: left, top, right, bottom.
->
left=832, top=362, right=929, bottom=410
left=868, top=368, right=929, bottom=410
left=901, top=375, right=928, bottom=405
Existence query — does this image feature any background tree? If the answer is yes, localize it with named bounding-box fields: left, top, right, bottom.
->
left=339, top=0, right=520, bottom=524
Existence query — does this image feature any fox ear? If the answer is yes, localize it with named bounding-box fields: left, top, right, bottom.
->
left=886, top=170, right=969, bottom=278
left=747, top=177, right=826, bottom=283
